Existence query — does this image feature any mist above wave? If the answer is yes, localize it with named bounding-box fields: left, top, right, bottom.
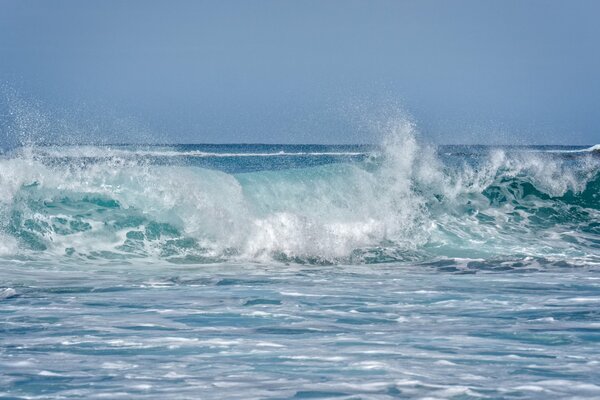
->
left=0, top=120, right=598, bottom=265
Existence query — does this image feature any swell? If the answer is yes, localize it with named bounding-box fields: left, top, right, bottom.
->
left=0, top=130, right=598, bottom=265
left=16, top=146, right=367, bottom=159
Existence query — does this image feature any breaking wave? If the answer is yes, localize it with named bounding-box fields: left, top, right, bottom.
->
left=0, top=123, right=598, bottom=265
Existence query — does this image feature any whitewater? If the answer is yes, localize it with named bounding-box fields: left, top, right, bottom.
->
left=1, top=122, right=600, bottom=399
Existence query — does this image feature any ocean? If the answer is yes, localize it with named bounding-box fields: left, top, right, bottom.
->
left=1, top=128, right=599, bottom=399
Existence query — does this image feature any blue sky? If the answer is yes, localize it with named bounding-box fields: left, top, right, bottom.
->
left=1, top=0, right=599, bottom=144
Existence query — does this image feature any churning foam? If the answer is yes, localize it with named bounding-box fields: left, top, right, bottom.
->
left=0, top=121, right=598, bottom=264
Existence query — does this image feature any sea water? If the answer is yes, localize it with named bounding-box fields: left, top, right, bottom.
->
left=1, top=125, right=599, bottom=398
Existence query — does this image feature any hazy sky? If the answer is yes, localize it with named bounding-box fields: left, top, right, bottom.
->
left=1, top=0, right=599, bottom=144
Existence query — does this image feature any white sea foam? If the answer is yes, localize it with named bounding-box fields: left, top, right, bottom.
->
left=0, top=288, right=17, bottom=300
left=0, top=120, right=598, bottom=264
left=11, top=146, right=366, bottom=159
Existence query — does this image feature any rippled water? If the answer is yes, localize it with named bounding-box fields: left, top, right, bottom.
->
left=2, top=261, right=600, bottom=399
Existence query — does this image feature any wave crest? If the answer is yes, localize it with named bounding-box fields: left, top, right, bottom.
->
left=0, top=124, right=598, bottom=264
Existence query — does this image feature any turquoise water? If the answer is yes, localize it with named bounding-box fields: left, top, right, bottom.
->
left=1, top=130, right=599, bottom=398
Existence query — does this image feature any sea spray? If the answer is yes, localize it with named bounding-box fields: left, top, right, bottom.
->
left=0, top=121, right=598, bottom=265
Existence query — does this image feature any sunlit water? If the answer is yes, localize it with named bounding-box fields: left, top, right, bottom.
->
left=1, top=128, right=599, bottom=398
left=2, top=261, right=600, bottom=399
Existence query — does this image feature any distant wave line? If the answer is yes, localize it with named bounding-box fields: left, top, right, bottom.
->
left=519, top=144, right=600, bottom=154
left=27, top=149, right=369, bottom=158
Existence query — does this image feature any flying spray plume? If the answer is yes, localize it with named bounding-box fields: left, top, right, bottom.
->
left=0, top=107, right=598, bottom=266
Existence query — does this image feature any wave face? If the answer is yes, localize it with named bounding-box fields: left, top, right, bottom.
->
left=0, top=126, right=598, bottom=265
